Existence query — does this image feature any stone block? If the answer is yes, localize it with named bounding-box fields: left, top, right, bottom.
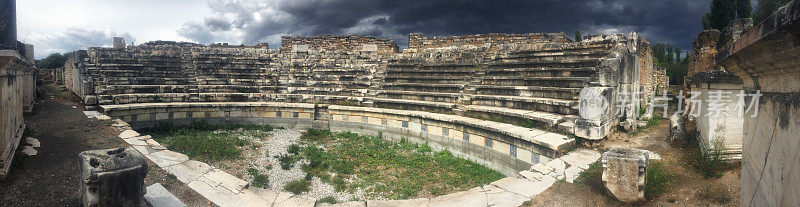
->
left=78, top=148, right=148, bottom=207
left=367, top=198, right=429, bottom=207
left=531, top=163, right=554, bottom=174
left=144, top=183, right=185, bottom=207
left=601, top=148, right=649, bottom=202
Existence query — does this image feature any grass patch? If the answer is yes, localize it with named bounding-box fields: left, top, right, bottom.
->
left=297, top=130, right=504, bottom=199
left=145, top=122, right=272, bottom=161
left=317, top=196, right=338, bottom=204
left=284, top=179, right=311, bottom=195
left=644, top=161, right=672, bottom=199
left=574, top=161, right=602, bottom=185
left=247, top=167, right=269, bottom=188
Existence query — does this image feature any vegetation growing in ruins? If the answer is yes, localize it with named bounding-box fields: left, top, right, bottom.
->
left=317, top=196, right=338, bottom=204
left=145, top=122, right=273, bottom=161
left=296, top=129, right=504, bottom=199
left=574, top=161, right=602, bottom=185
left=689, top=138, right=732, bottom=178
left=284, top=178, right=312, bottom=195
left=247, top=167, right=270, bottom=188
left=644, top=161, right=673, bottom=199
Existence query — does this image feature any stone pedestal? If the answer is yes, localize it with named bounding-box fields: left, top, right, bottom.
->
left=601, top=148, right=649, bottom=202
left=79, top=147, right=148, bottom=207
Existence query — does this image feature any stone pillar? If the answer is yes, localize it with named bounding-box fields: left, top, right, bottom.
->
left=0, top=0, right=16, bottom=50
left=79, top=148, right=148, bottom=207
left=601, top=148, right=649, bottom=202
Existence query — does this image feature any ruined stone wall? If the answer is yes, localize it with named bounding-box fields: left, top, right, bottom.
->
left=638, top=42, right=654, bottom=103
left=408, top=33, right=571, bottom=51
left=280, top=35, right=399, bottom=55
left=712, top=1, right=800, bottom=205
left=0, top=0, right=37, bottom=176
left=688, top=30, right=721, bottom=78
left=68, top=33, right=652, bottom=140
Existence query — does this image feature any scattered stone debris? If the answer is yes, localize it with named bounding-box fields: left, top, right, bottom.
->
left=25, top=137, right=39, bottom=148
left=601, top=148, right=649, bottom=202
left=21, top=146, right=37, bottom=156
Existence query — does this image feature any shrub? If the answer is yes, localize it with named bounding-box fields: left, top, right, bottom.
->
left=317, top=196, right=338, bottom=204
left=276, top=154, right=300, bottom=170
left=284, top=179, right=311, bottom=195
left=644, top=161, right=672, bottom=199
left=287, top=144, right=301, bottom=155
left=691, top=138, right=729, bottom=178
left=522, top=201, right=533, bottom=206
left=246, top=168, right=269, bottom=188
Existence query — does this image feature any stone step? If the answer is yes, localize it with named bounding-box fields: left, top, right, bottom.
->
left=462, top=105, right=566, bottom=127
left=470, top=94, right=578, bottom=115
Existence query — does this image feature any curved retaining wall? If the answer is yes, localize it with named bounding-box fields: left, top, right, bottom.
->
left=100, top=102, right=575, bottom=176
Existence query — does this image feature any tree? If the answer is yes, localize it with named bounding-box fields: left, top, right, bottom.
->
left=737, top=0, right=752, bottom=18
left=666, top=44, right=674, bottom=64
left=753, top=0, right=792, bottom=23
left=37, top=53, right=67, bottom=69
left=703, top=0, right=737, bottom=30
left=574, top=31, right=583, bottom=42
left=675, top=47, right=681, bottom=63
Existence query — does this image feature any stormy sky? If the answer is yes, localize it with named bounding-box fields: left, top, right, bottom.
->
left=18, top=0, right=713, bottom=59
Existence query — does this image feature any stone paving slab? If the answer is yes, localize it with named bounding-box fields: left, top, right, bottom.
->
left=367, top=198, right=430, bottom=207
left=486, top=189, right=529, bottom=207
left=132, top=145, right=157, bottom=155
left=203, top=169, right=249, bottom=193
left=119, top=129, right=140, bottom=139
left=272, top=196, right=315, bottom=207
left=428, top=187, right=486, bottom=207
left=146, top=150, right=189, bottom=168
left=237, top=190, right=271, bottom=207
left=187, top=179, right=243, bottom=207
left=145, top=139, right=167, bottom=150
left=163, top=160, right=213, bottom=183
left=519, top=170, right=544, bottom=181
left=123, top=138, right=148, bottom=146
left=531, top=163, right=554, bottom=174
left=564, top=165, right=583, bottom=183
left=559, top=149, right=601, bottom=169
left=144, top=183, right=186, bottom=207
left=491, top=177, right=550, bottom=198
left=317, top=201, right=367, bottom=207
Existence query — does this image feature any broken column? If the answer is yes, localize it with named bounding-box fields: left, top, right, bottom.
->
left=79, top=147, right=148, bottom=207
left=601, top=148, right=649, bottom=202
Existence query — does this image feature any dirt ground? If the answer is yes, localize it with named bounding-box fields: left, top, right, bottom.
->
left=526, top=119, right=741, bottom=207
left=0, top=88, right=211, bottom=206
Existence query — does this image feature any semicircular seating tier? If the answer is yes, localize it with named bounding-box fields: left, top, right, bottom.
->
left=65, top=33, right=654, bottom=175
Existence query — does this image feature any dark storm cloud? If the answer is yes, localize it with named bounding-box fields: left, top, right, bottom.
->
left=178, top=0, right=711, bottom=51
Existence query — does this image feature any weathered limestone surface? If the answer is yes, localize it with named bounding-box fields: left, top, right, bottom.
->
left=711, top=1, right=800, bottom=206
left=601, top=148, right=648, bottom=203
left=0, top=0, right=37, bottom=178
left=78, top=148, right=148, bottom=207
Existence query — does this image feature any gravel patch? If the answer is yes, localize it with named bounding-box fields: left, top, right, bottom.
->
left=245, top=129, right=365, bottom=202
